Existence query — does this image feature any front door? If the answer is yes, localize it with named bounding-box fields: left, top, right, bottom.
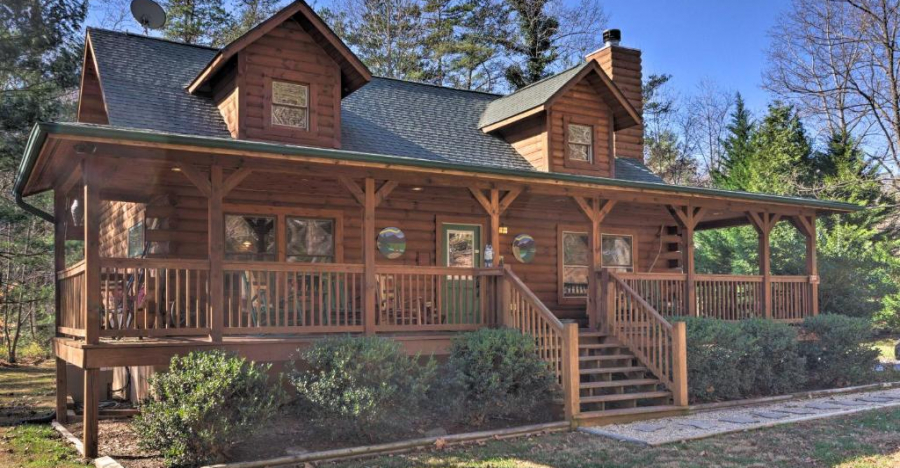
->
left=441, top=224, right=481, bottom=324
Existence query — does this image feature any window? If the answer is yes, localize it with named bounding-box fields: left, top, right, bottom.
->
left=286, top=217, right=334, bottom=263
left=271, top=80, right=309, bottom=130
left=562, top=231, right=589, bottom=298
left=567, top=123, right=593, bottom=163
left=601, top=234, right=634, bottom=272
left=225, top=215, right=276, bottom=261
left=127, top=222, right=144, bottom=258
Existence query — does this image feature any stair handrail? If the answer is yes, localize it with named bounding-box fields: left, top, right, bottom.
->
left=500, top=266, right=580, bottom=420
left=602, top=269, right=688, bottom=406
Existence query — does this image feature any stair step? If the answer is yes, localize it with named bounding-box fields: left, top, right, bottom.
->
left=579, top=343, right=622, bottom=350
left=578, top=330, right=608, bottom=337
left=579, top=379, right=660, bottom=390
left=580, top=366, right=648, bottom=375
left=580, top=391, right=671, bottom=404
left=575, top=405, right=685, bottom=423
left=578, top=354, right=634, bottom=362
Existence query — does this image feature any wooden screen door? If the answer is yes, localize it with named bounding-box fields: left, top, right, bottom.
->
left=441, top=223, right=482, bottom=325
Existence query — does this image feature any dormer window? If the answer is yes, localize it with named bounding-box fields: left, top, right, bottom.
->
left=271, top=80, right=309, bottom=130
left=567, top=123, right=593, bottom=163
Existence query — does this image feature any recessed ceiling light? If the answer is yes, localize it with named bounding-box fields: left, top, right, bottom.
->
left=171, top=166, right=182, bottom=172
left=410, top=186, right=424, bottom=192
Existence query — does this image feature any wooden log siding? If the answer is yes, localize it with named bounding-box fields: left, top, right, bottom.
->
left=223, top=262, right=364, bottom=334
left=57, top=261, right=87, bottom=337
left=99, top=258, right=211, bottom=338
left=605, top=270, right=687, bottom=405
left=375, top=266, right=501, bottom=332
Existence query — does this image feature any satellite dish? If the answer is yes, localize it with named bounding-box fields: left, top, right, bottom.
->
left=130, top=0, right=166, bottom=32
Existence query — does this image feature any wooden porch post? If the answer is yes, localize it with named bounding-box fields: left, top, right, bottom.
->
left=561, top=322, right=580, bottom=421
left=791, top=214, right=819, bottom=316
left=573, top=197, right=616, bottom=329
left=83, top=160, right=100, bottom=346
left=747, top=212, right=780, bottom=319
left=83, top=367, right=98, bottom=458
left=208, top=165, right=224, bottom=341
left=53, top=192, right=68, bottom=423
left=469, top=188, right=522, bottom=265
left=671, top=321, right=689, bottom=406
left=668, top=206, right=706, bottom=317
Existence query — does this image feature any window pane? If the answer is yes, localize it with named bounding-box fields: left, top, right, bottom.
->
left=602, top=234, right=633, bottom=269
left=447, top=230, right=475, bottom=268
left=568, top=143, right=590, bottom=162
left=568, top=124, right=592, bottom=144
left=562, top=231, right=589, bottom=298
left=286, top=217, right=334, bottom=263
left=272, top=81, right=308, bottom=107
left=563, top=266, right=589, bottom=297
left=272, top=105, right=308, bottom=129
left=225, top=215, right=275, bottom=261
left=127, top=222, right=144, bottom=258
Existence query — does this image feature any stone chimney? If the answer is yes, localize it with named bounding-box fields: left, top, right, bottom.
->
left=586, top=29, right=643, bottom=162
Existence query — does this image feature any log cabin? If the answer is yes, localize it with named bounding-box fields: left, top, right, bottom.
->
left=12, top=1, right=861, bottom=458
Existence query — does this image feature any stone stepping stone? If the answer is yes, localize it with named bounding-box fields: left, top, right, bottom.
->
left=719, top=415, right=761, bottom=424
left=677, top=419, right=718, bottom=430
left=830, top=400, right=869, bottom=407
left=856, top=395, right=898, bottom=403
left=632, top=423, right=665, bottom=433
left=774, top=407, right=816, bottom=415
left=804, top=402, right=845, bottom=411
left=750, top=410, right=791, bottom=420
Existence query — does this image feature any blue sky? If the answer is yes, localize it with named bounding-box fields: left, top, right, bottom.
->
left=601, top=0, right=791, bottom=114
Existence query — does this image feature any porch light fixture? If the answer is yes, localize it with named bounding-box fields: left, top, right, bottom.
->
left=499, top=226, right=508, bottom=234
left=69, top=198, right=83, bottom=228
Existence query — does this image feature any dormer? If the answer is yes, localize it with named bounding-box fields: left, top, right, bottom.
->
left=188, top=0, right=371, bottom=148
left=480, top=29, right=643, bottom=177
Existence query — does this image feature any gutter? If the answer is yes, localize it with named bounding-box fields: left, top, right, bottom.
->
left=13, top=122, right=865, bottom=213
left=14, top=124, right=54, bottom=223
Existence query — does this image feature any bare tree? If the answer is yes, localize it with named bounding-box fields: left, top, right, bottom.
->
left=765, top=0, right=900, bottom=189
left=683, top=80, right=734, bottom=178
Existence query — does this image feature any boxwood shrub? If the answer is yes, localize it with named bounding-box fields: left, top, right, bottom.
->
left=289, top=335, right=436, bottom=440
left=444, top=328, right=559, bottom=425
left=800, top=314, right=880, bottom=387
left=133, top=350, right=283, bottom=468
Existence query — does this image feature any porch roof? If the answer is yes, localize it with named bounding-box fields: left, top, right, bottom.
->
left=15, top=121, right=863, bottom=215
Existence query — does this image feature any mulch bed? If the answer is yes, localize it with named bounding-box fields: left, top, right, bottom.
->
left=64, top=406, right=554, bottom=467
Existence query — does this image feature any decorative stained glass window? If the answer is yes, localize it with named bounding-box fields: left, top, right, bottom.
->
left=271, top=80, right=309, bottom=130
left=225, top=215, right=276, bottom=261
left=601, top=234, right=634, bottom=271
left=286, top=217, right=334, bottom=263
left=512, top=234, right=536, bottom=263
left=567, top=123, right=593, bottom=162
left=562, top=231, right=589, bottom=298
left=377, top=227, right=406, bottom=259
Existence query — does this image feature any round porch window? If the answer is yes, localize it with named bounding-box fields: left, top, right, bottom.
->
left=512, top=234, right=536, bottom=263
left=377, top=227, right=406, bottom=259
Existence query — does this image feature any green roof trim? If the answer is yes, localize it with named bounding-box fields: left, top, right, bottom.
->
left=14, top=122, right=863, bottom=213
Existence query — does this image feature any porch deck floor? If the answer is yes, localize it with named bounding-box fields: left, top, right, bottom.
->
left=580, top=387, right=900, bottom=445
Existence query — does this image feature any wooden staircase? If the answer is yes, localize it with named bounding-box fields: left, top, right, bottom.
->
left=574, top=329, right=683, bottom=423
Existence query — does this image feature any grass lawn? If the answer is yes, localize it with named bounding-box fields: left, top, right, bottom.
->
left=871, top=338, right=897, bottom=361
left=2, top=363, right=900, bottom=468
left=0, top=361, right=87, bottom=468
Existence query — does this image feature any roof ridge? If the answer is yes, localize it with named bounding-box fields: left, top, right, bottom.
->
left=498, top=62, right=585, bottom=97
left=372, top=76, right=502, bottom=97
left=87, top=27, right=221, bottom=51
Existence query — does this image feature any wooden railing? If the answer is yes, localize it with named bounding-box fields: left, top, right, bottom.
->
left=617, top=273, right=686, bottom=316
left=374, top=266, right=501, bottom=332
left=57, top=261, right=86, bottom=337
left=696, top=275, right=764, bottom=320
left=772, top=276, right=814, bottom=322
left=499, top=267, right=580, bottom=419
left=223, top=262, right=365, bottom=334
left=603, top=270, right=688, bottom=406
left=99, top=258, right=211, bottom=337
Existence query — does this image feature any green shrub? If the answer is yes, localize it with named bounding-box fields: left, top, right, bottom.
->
left=289, top=336, right=436, bottom=440
left=676, top=317, right=804, bottom=402
left=133, top=351, right=282, bottom=468
left=800, top=314, right=880, bottom=387
left=445, top=328, right=558, bottom=425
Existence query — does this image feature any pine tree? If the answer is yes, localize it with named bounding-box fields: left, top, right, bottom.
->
left=163, top=0, right=233, bottom=46
left=214, top=0, right=282, bottom=46
left=713, top=92, right=753, bottom=189
left=501, top=0, right=559, bottom=89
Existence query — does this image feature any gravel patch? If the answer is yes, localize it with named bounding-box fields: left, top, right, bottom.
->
left=579, top=388, right=900, bottom=445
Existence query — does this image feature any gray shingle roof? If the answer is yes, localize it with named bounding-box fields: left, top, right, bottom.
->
left=86, top=29, right=662, bottom=182
left=478, top=63, right=588, bottom=128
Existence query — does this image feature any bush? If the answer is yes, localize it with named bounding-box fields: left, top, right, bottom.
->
left=445, top=328, right=558, bottom=425
left=133, top=351, right=282, bottom=468
left=289, top=336, right=436, bottom=440
left=676, top=317, right=805, bottom=402
left=800, top=314, right=880, bottom=387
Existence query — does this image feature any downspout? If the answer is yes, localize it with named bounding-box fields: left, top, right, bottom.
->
left=15, top=192, right=54, bottom=223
